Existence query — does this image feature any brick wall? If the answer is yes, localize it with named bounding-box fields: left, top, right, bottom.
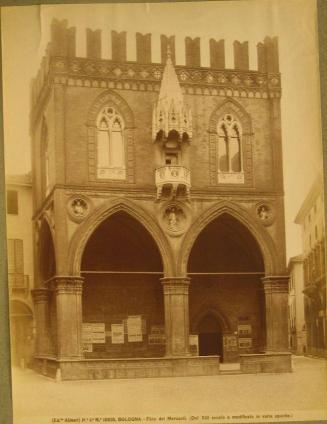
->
left=83, top=275, right=165, bottom=358
left=53, top=85, right=278, bottom=192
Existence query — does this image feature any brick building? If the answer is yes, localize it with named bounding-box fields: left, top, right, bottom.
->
left=295, top=176, right=327, bottom=358
left=287, top=255, right=306, bottom=355
left=30, top=20, right=290, bottom=379
left=6, top=174, right=35, bottom=367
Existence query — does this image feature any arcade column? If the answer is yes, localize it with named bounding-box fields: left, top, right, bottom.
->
left=55, top=276, right=84, bottom=359
left=161, top=277, right=190, bottom=356
left=32, top=288, right=51, bottom=356
left=262, top=276, right=289, bottom=351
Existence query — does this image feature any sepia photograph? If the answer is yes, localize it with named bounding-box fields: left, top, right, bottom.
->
left=1, top=0, right=327, bottom=423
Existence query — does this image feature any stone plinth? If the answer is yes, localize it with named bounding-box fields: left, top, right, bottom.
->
left=240, top=352, right=292, bottom=373
left=34, top=356, right=220, bottom=380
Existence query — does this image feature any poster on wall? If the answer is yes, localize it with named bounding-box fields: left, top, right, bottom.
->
left=82, top=323, right=93, bottom=344
left=127, top=316, right=143, bottom=342
left=238, top=324, right=252, bottom=337
left=238, top=338, right=252, bottom=349
left=223, top=335, right=238, bottom=351
left=82, top=323, right=106, bottom=344
left=82, top=343, right=93, bottom=353
left=189, top=335, right=199, bottom=356
left=91, top=323, right=106, bottom=343
left=111, top=324, right=124, bottom=344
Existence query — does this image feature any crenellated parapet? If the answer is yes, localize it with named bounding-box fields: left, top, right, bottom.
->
left=31, top=19, right=281, bottom=123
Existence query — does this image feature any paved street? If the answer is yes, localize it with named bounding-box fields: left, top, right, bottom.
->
left=10, top=356, right=327, bottom=424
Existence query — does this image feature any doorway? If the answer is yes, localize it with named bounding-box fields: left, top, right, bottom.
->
left=198, top=313, right=223, bottom=358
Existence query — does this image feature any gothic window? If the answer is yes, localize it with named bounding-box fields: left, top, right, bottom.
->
left=96, top=106, right=126, bottom=180
left=217, top=114, right=243, bottom=184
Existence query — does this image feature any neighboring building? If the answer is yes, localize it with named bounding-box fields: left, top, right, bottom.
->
left=288, top=255, right=306, bottom=355
left=295, top=176, right=327, bottom=358
left=5, top=173, right=35, bottom=367
left=30, top=20, right=290, bottom=380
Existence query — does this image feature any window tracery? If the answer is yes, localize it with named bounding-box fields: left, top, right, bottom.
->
left=217, top=114, right=243, bottom=183
left=96, top=106, right=126, bottom=180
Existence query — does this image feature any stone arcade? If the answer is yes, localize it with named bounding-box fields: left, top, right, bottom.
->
left=31, top=20, right=291, bottom=380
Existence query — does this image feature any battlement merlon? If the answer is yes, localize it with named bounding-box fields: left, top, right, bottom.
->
left=31, top=19, right=281, bottom=122
left=48, top=19, right=280, bottom=72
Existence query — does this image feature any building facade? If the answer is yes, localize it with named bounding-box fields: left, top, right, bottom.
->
left=30, top=20, right=290, bottom=379
left=5, top=174, right=35, bottom=367
left=288, top=255, right=306, bottom=355
left=295, top=176, right=327, bottom=358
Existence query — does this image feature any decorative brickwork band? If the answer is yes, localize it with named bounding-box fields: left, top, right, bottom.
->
left=161, top=278, right=190, bottom=356
left=54, top=276, right=84, bottom=359
left=262, top=276, right=289, bottom=352
left=234, top=41, right=249, bottom=71
left=112, top=30, right=127, bottom=62
left=136, top=33, right=151, bottom=64
left=210, top=39, right=225, bottom=69
left=87, top=29, right=101, bottom=59
left=185, top=37, right=200, bottom=67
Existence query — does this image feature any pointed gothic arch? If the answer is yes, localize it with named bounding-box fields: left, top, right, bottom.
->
left=191, top=307, right=231, bottom=334
left=67, top=198, right=175, bottom=277
left=178, top=201, right=281, bottom=276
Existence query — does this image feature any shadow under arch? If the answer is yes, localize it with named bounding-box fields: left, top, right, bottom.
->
left=67, top=198, right=175, bottom=277
left=178, top=201, right=280, bottom=276
left=38, top=216, right=56, bottom=282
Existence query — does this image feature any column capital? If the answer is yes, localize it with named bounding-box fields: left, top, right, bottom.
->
left=52, top=276, right=84, bottom=294
left=262, top=275, right=289, bottom=293
left=160, top=277, right=190, bottom=294
left=32, top=288, right=49, bottom=303
left=160, top=277, right=190, bottom=284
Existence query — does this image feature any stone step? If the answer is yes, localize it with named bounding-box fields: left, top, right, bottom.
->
left=220, top=370, right=241, bottom=375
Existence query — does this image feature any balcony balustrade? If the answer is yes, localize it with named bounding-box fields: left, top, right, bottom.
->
left=155, top=165, right=191, bottom=199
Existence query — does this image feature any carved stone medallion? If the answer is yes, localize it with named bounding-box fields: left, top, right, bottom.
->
left=161, top=203, right=190, bottom=237
left=67, top=196, right=92, bottom=223
left=256, top=202, right=275, bottom=226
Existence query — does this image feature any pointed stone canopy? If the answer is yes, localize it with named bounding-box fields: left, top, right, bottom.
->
left=152, top=46, right=192, bottom=141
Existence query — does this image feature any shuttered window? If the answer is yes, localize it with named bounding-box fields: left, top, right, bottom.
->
left=7, top=239, right=24, bottom=274
left=6, top=190, right=18, bottom=214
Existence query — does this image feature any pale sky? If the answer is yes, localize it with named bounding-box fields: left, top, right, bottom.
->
left=1, top=0, right=323, bottom=260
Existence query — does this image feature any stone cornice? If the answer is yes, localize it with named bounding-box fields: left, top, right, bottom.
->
left=32, top=182, right=285, bottom=221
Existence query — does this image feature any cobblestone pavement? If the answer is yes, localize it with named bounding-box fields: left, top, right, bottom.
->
left=10, top=356, right=327, bottom=424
